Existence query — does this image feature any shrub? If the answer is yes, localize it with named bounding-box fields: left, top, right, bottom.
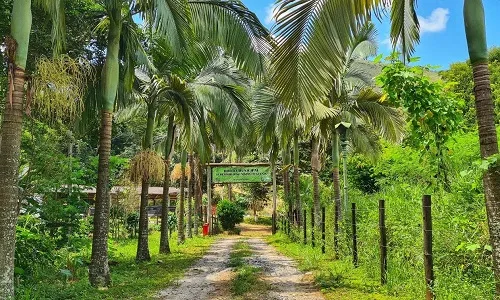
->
left=217, top=199, right=244, bottom=231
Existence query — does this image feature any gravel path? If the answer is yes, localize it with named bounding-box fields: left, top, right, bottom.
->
left=157, top=226, right=324, bottom=300
left=157, top=238, right=237, bottom=300
left=247, top=237, right=325, bottom=300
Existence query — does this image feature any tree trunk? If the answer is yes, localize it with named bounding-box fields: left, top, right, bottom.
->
left=178, top=150, right=187, bottom=244
left=464, top=1, right=500, bottom=294
left=187, top=153, right=194, bottom=238
left=473, top=63, right=500, bottom=292
left=293, top=133, right=301, bottom=226
left=160, top=117, right=175, bottom=254
left=0, top=64, right=25, bottom=300
left=89, top=111, right=113, bottom=286
left=332, top=132, right=341, bottom=258
left=283, top=148, right=292, bottom=225
left=193, top=155, right=203, bottom=235
left=136, top=102, right=156, bottom=261
left=136, top=178, right=151, bottom=261
left=90, top=9, right=122, bottom=287
left=0, top=1, right=31, bottom=297
left=311, top=137, right=321, bottom=227
left=160, top=159, right=172, bottom=254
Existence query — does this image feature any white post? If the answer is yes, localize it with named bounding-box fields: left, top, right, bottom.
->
left=207, top=165, right=212, bottom=235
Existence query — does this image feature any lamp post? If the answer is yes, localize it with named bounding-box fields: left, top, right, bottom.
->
left=335, top=122, right=351, bottom=215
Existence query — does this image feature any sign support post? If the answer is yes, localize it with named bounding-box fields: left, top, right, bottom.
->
left=207, top=165, right=212, bottom=235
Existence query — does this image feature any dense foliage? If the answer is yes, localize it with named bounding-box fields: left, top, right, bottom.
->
left=217, top=199, right=245, bottom=231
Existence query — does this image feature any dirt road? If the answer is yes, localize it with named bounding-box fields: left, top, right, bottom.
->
left=157, top=224, right=324, bottom=300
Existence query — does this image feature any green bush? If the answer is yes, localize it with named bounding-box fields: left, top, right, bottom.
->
left=15, top=215, right=56, bottom=278
left=217, top=199, right=244, bottom=230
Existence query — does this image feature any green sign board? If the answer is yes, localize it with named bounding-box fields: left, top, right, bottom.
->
left=212, top=166, right=272, bottom=183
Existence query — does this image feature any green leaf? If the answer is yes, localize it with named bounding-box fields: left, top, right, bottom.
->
left=374, top=54, right=383, bottom=63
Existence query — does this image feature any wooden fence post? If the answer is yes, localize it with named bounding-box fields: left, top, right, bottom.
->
left=321, top=206, right=326, bottom=254
left=352, top=203, right=358, bottom=267
left=303, top=209, right=307, bottom=244
left=379, top=199, right=388, bottom=285
left=422, top=195, right=434, bottom=300
left=311, top=209, right=315, bottom=247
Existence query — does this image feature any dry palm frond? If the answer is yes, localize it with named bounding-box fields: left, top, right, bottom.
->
left=32, top=55, right=94, bottom=121
left=170, top=163, right=191, bottom=181
left=130, top=151, right=165, bottom=183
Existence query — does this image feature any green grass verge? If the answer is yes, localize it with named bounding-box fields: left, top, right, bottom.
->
left=17, top=232, right=215, bottom=300
left=266, top=233, right=404, bottom=300
left=229, top=240, right=269, bottom=298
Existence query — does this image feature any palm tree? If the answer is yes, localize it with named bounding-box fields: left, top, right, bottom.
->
left=90, top=0, right=268, bottom=286
left=464, top=0, right=500, bottom=293
left=1, top=0, right=65, bottom=297
left=160, top=116, right=176, bottom=254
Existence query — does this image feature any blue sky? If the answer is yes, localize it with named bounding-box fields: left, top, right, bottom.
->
left=241, top=0, right=500, bottom=69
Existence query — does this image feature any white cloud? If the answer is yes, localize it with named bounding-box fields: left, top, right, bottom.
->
left=265, top=3, right=277, bottom=25
left=418, top=8, right=450, bottom=34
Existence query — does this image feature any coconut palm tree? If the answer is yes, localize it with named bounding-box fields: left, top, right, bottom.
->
left=1, top=1, right=65, bottom=297
left=89, top=0, right=268, bottom=285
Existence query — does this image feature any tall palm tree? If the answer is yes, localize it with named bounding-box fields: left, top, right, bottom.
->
left=464, top=0, right=500, bottom=293
left=1, top=1, right=65, bottom=297
left=90, top=0, right=268, bottom=286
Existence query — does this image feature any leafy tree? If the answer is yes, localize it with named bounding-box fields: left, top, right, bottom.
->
left=377, top=57, right=462, bottom=189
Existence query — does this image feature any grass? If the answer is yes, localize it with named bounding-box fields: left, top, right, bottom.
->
left=17, top=232, right=215, bottom=300
left=266, top=232, right=404, bottom=300
left=228, top=240, right=270, bottom=299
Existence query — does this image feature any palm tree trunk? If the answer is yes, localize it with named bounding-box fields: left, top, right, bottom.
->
left=160, top=158, right=171, bottom=253
left=160, top=117, right=175, bottom=253
left=197, top=156, right=204, bottom=223
left=90, top=9, right=121, bottom=287
left=293, top=133, right=301, bottom=226
left=0, top=4, right=31, bottom=296
left=187, top=153, right=194, bottom=238
left=465, top=1, right=500, bottom=293
left=89, top=111, right=113, bottom=286
left=178, top=150, right=187, bottom=244
left=193, top=154, right=201, bottom=235
left=283, top=147, right=292, bottom=225
left=136, top=102, right=156, bottom=262
left=332, top=132, right=341, bottom=257
left=311, top=137, right=321, bottom=228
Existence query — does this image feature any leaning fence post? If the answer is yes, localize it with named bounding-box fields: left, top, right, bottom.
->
left=311, top=209, right=315, bottom=247
left=379, top=199, right=388, bottom=285
left=352, top=203, right=358, bottom=267
left=321, top=206, right=326, bottom=254
left=422, top=195, right=434, bottom=300
left=303, top=209, right=307, bottom=244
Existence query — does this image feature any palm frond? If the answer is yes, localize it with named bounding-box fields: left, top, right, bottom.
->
left=272, top=0, right=387, bottom=114
left=188, top=0, right=270, bottom=77
left=34, top=0, right=66, bottom=56
left=390, top=0, right=419, bottom=62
